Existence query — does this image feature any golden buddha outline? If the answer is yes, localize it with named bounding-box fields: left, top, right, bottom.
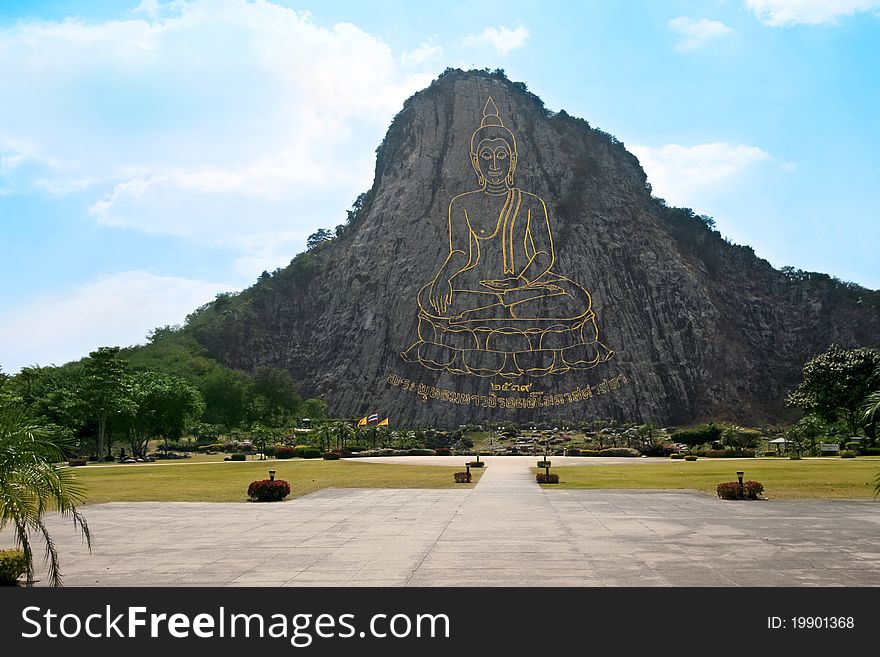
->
left=401, top=97, right=614, bottom=378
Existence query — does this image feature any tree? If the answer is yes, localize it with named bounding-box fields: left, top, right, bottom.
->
left=306, top=228, right=334, bottom=250
left=721, top=425, right=761, bottom=450
left=300, top=398, right=327, bottom=423
left=120, top=372, right=205, bottom=456
left=200, top=368, right=250, bottom=429
left=247, top=367, right=301, bottom=427
left=785, top=415, right=829, bottom=457
left=0, top=404, right=91, bottom=586
left=81, top=347, right=135, bottom=458
left=863, top=391, right=880, bottom=425
left=671, top=423, right=722, bottom=453
left=787, top=345, right=880, bottom=438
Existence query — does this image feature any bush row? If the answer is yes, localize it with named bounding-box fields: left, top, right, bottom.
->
left=565, top=448, right=642, bottom=458
left=274, top=445, right=322, bottom=459
left=347, top=448, right=438, bottom=457
left=698, top=449, right=756, bottom=458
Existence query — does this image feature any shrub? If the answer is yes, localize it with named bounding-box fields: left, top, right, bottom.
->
left=579, top=449, right=601, bottom=456
left=565, top=448, right=582, bottom=456
left=435, top=447, right=452, bottom=456
left=744, top=481, right=764, bottom=497
left=670, top=453, right=685, bottom=460
left=247, top=479, right=291, bottom=502
left=454, top=472, right=471, bottom=483
left=763, top=450, right=777, bottom=457
left=274, top=446, right=296, bottom=459
left=717, top=480, right=764, bottom=500
left=640, top=443, right=677, bottom=457
left=467, top=461, right=484, bottom=468
left=67, top=458, right=88, bottom=467
left=716, top=482, right=740, bottom=500
left=598, top=448, right=641, bottom=457
left=845, top=441, right=860, bottom=450
left=292, top=445, right=322, bottom=459
left=839, top=450, right=856, bottom=459
left=229, top=453, right=246, bottom=462
left=704, top=449, right=756, bottom=458
left=684, top=455, right=698, bottom=461
left=0, top=549, right=28, bottom=585
left=863, top=447, right=880, bottom=456
left=536, top=473, right=560, bottom=484
left=198, top=443, right=225, bottom=452
left=323, top=452, right=341, bottom=460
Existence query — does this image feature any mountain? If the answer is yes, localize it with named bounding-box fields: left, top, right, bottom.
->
left=181, top=69, right=880, bottom=427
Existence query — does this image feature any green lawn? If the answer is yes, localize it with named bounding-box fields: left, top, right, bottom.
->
left=535, top=458, right=880, bottom=499
left=73, top=459, right=482, bottom=504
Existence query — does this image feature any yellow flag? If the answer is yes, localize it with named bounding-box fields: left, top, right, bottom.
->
left=378, top=418, right=389, bottom=427
left=357, top=416, right=367, bottom=427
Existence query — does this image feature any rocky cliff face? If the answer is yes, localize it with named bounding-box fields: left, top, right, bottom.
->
left=185, top=70, right=880, bottom=426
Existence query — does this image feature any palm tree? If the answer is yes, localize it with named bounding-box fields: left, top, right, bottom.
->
left=862, top=391, right=880, bottom=424
left=0, top=404, right=91, bottom=586
left=865, top=392, right=880, bottom=498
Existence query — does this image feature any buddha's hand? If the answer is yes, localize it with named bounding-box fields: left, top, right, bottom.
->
left=429, top=278, right=454, bottom=315
left=480, top=278, right=521, bottom=291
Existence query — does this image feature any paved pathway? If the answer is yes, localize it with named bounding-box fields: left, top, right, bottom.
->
left=9, top=457, right=880, bottom=586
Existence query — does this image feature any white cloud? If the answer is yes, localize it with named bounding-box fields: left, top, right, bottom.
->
left=669, top=17, right=734, bottom=51
left=464, top=25, right=530, bottom=56
left=402, top=41, right=443, bottom=66
left=0, top=0, right=434, bottom=273
left=0, top=271, right=236, bottom=373
left=745, top=0, right=880, bottom=26
left=630, top=142, right=772, bottom=207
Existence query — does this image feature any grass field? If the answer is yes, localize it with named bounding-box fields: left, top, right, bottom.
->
left=73, top=459, right=482, bottom=504
left=535, top=458, right=880, bottom=499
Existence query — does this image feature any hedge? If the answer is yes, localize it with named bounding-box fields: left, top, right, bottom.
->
left=703, top=449, right=756, bottom=458
left=536, top=473, right=560, bottom=484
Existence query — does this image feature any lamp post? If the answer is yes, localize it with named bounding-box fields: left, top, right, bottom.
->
left=736, top=471, right=744, bottom=498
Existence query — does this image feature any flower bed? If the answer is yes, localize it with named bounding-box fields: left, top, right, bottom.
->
left=247, top=479, right=291, bottom=502
left=717, top=480, right=764, bottom=500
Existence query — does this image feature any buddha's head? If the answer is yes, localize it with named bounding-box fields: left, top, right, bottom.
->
left=470, top=97, right=517, bottom=188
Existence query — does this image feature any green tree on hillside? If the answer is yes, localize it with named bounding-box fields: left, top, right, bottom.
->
left=0, top=404, right=91, bottom=586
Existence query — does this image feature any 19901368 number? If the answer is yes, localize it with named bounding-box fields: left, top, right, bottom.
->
left=791, top=617, right=854, bottom=629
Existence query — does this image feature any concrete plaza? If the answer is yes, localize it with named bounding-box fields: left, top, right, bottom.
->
left=24, top=456, right=880, bottom=586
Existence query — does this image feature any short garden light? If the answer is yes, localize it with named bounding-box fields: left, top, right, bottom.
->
left=736, top=471, right=744, bottom=498
left=269, top=470, right=276, bottom=481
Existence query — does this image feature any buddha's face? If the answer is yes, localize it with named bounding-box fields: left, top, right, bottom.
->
left=473, top=138, right=515, bottom=185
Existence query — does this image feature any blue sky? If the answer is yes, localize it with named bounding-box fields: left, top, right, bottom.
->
left=1, top=0, right=878, bottom=373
